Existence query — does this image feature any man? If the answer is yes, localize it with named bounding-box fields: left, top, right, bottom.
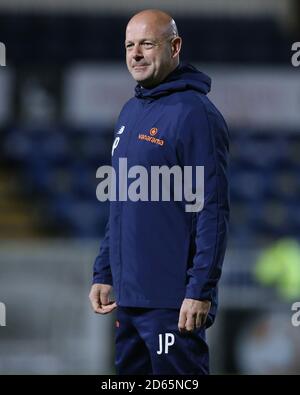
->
left=89, top=9, right=229, bottom=375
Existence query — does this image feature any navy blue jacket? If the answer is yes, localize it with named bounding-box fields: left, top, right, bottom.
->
left=93, top=63, right=230, bottom=327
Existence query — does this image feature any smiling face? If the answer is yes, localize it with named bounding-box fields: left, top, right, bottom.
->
left=125, top=10, right=182, bottom=88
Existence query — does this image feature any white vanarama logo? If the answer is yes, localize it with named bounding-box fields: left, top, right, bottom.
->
left=96, top=158, right=204, bottom=213
left=117, top=125, right=125, bottom=134
left=112, top=125, right=126, bottom=156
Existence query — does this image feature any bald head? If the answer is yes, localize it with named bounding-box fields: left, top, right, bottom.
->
left=125, top=9, right=182, bottom=88
left=127, top=9, right=178, bottom=40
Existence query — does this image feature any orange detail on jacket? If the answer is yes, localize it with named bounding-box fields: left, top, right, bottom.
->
left=138, top=128, right=164, bottom=146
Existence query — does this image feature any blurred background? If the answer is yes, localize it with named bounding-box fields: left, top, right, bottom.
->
left=0, top=0, right=300, bottom=375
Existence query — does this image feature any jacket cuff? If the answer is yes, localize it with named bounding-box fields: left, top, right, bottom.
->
left=185, top=284, right=213, bottom=301
left=92, top=274, right=113, bottom=286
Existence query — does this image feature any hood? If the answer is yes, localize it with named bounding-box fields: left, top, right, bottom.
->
left=135, top=62, right=211, bottom=100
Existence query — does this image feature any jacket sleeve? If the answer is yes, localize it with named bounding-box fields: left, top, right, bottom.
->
left=176, top=99, right=230, bottom=301
left=92, top=220, right=113, bottom=285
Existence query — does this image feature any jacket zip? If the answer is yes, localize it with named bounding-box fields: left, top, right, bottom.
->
left=118, top=99, right=148, bottom=303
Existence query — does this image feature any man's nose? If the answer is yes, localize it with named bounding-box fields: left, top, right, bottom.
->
left=132, top=44, right=143, bottom=60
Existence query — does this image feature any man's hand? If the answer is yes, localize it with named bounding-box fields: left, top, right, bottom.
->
left=178, top=298, right=211, bottom=333
left=89, top=283, right=117, bottom=314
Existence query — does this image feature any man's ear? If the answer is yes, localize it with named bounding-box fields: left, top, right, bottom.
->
left=171, top=36, right=182, bottom=58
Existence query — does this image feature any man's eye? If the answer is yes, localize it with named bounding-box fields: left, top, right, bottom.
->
left=126, top=43, right=133, bottom=49
left=143, top=42, right=154, bottom=49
